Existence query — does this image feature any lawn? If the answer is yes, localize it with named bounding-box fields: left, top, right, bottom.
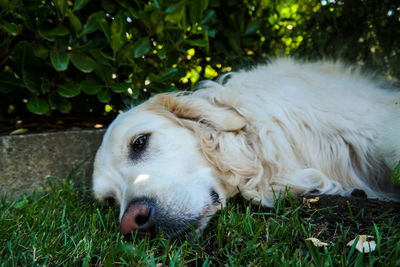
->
left=1, top=174, right=400, bottom=266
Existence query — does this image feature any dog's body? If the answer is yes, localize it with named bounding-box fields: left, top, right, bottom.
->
left=93, top=58, right=400, bottom=239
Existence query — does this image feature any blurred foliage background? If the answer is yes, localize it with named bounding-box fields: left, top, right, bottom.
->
left=0, top=0, right=399, bottom=126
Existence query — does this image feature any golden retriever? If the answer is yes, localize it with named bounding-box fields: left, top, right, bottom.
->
left=92, top=58, right=400, bottom=239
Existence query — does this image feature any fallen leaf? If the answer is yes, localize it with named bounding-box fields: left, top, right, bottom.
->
left=347, top=235, right=376, bottom=253
left=303, top=196, right=320, bottom=208
left=10, top=128, right=28, bottom=135
left=305, top=237, right=329, bottom=247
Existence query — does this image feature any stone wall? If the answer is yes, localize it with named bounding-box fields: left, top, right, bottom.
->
left=0, top=129, right=105, bottom=198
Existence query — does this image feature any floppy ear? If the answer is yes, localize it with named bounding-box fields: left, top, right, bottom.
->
left=148, top=92, right=264, bottom=199
left=150, top=93, right=246, bottom=132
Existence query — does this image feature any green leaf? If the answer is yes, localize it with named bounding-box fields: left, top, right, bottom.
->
left=11, top=41, right=34, bottom=71
left=56, top=98, right=72, bottom=113
left=201, top=9, right=216, bottom=25
left=157, top=47, right=166, bottom=59
left=132, top=38, right=150, bottom=58
left=54, top=0, right=67, bottom=17
left=152, top=0, right=160, bottom=9
left=225, top=31, right=241, bottom=52
left=48, top=91, right=69, bottom=111
left=129, top=87, right=140, bottom=99
left=101, top=0, right=117, bottom=13
left=149, top=84, right=178, bottom=93
left=69, top=51, right=96, bottom=73
left=81, top=13, right=100, bottom=36
left=67, top=9, right=82, bottom=32
left=32, top=43, right=48, bottom=59
left=110, top=16, right=125, bottom=53
left=110, top=82, right=131, bottom=93
left=57, top=82, right=81, bottom=98
left=0, top=20, right=21, bottom=36
left=159, top=68, right=181, bottom=80
left=73, top=0, right=90, bottom=11
left=94, top=64, right=113, bottom=84
left=189, top=0, right=208, bottom=25
left=90, top=49, right=112, bottom=66
left=50, top=49, right=69, bottom=71
left=73, top=39, right=105, bottom=52
left=126, top=7, right=140, bottom=19
left=45, top=25, right=70, bottom=36
left=150, top=12, right=164, bottom=36
left=150, top=68, right=182, bottom=82
left=94, top=11, right=111, bottom=43
left=39, top=25, right=70, bottom=41
left=165, top=2, right=185, bottom=28
left=27, top=96, right=50, bottom=115
left=166, top=2, right=184, bottom=13
left=187, top=39, right=208, bottom=47
left=97, top=88, right=112, bottom=103
left=100, top=51, right=114, bottom=61
left=41, top=78, right=51, bottom=93
left=116, top=44, right=134, bottom=65
left=244, top=20, right=262, bottom=36
left=0, top=72, right=23, bottom=93
left=81, top=78, right=103, bottom=95
left=22, top=71, right=41, bottom=93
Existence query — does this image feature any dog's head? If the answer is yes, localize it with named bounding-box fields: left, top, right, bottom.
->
left=92, top=91, right=249, bottom=239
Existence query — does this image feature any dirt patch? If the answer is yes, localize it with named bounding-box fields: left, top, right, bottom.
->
left=302, top=192, right=400, bottom=240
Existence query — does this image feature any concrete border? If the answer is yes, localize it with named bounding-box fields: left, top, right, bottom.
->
left=0, top=129, right=105, bottom=198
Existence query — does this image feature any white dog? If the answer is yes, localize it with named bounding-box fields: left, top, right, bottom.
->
left=92, top=58, right=400, bottom=239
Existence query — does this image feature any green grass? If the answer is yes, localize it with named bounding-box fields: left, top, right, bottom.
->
left=1, top=174, right=400, bottom=266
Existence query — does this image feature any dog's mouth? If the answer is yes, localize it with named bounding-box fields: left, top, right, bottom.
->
left=161, top=190, right=221, bottom=240
left=122, top=205, right=205, bottom=240
left=121, top=190, right=221, bottom=240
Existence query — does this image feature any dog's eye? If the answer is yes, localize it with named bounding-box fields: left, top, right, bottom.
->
left=130, top=134, right=150, bottom=156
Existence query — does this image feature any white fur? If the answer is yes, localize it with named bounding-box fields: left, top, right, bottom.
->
left=93, top=58, right=400, bottom=234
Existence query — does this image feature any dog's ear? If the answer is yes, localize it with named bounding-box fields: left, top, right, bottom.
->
left=148, top=93, right=264, bottom=200
left=150, top=93, right=246, bottom=131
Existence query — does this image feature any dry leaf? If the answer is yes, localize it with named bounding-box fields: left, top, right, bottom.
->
left=347, top=235, right=376, bottom=253
left=10, top=128, right=28, bottom=135
left=303, top=196, right=320, bottom=208
left=305, top=237, right=329, bottom=247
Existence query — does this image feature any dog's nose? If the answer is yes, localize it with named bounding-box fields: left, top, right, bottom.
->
left=120, top=200, right=155, bottom=235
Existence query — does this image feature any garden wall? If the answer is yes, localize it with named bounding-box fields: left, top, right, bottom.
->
left=0, top=129, right=105, bottom=198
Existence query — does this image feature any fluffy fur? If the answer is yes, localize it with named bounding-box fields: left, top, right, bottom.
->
left=93, top=58, right=400, bottom=238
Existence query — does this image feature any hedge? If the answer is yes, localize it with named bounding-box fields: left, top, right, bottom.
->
left=0, top=0, right=398, bottom=121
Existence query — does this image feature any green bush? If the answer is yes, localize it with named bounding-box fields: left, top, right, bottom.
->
left=294, top=0, right=400, bottom=79
left=0, top=0, right=398, bottom=121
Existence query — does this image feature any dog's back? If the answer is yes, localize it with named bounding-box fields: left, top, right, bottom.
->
left=195, top=58, right=400, bottom=202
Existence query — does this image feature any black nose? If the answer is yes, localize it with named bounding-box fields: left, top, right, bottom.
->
left=120, top=198, right=155, bottom=235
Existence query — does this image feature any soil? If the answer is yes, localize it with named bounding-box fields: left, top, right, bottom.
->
left=199, top=192, right=400, bottom=265
left=220, top=189, right=400, bottom=243
left=300, top=191, right=400, bottom=240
